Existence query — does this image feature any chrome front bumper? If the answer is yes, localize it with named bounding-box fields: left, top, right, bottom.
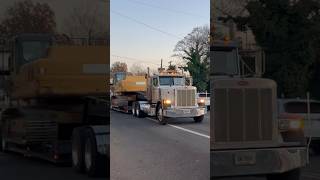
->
left=163, top=107, right=206, bottom=118
left=211, top=147, right=307, bottom=177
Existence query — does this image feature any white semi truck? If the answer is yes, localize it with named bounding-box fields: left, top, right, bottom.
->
left=211, top=40, right=307, bottom=179
left=111, top=68, right=207, bottom=124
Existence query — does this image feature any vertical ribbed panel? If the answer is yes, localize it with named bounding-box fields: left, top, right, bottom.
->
left=177, top=89, right=196, bottom=106
left=213, top=88, right=273, bottom=143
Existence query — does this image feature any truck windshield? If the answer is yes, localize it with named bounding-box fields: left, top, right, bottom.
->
left=22, top=41, right=50, bottom=62
left=159, top=76, right=185, bottom=86
left=211, top=48, right=239, bottom=75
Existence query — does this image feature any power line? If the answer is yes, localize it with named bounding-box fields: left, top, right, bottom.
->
left=111, top=54, right=160, bottom=66
left=111, top=54, right=179, bottom=67
left=123, top=0, right=208, bottom=19
left=111, top=10, right=182, bottom=39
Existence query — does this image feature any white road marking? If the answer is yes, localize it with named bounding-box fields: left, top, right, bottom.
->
left=146, top=117, right=210, bottom=139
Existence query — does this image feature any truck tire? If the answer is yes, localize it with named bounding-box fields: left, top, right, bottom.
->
left=156, top=104, right=167, bottom=125
left=0, top=126, right=2, bottom=152
left=84, top=128, right=107, bottom=177
left=132, top=102, right=137, bottom=116
left=0, top=130, right=2, bottom=151
left=136, top=103, right=144, bottom=118
left=266, top=168, right=301, bottom=180
left=0, top=120, right=7, bottom=152
left=72, top=128, right=85, bottom=173
left=194, top=115, right=204, bottom=123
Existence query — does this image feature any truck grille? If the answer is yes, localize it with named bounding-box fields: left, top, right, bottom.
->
left=176, top=89, right=196, bottom=106
left=26, top=119, right=58, bottom=143
left=213, top=87, right=274, bottom=143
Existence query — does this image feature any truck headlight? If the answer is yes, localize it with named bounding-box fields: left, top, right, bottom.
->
left=163, top=99, right=172, bottom=108
left=198, top=98, right=205, bottom=107
left=279, top=115, right=305, bottom=143
left=164, top=99, right=171, bottom=105
left=279, top=118, right=304, bottom=131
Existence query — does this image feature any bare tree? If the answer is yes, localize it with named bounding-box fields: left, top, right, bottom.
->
left=0, top=0, right=56, bottom=38
left=129, top=63, right=147, bottom=75
left=173, top=25, right=210, bottom=92
left=111, top=61, right=128, bottom=74
left=63, top=0, right=108, bottom=39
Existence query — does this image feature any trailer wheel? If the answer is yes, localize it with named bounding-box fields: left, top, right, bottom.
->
left=0, top=126, right=2, bottom=152
left=72, top=128, right=85, bottom=173
left=84, top=128, right=107, bottom=177
left=266, top=168, right=301, bottom=180
left=194, top=115, right=204, bottom=123
left=132, top=102, right=137, bottom=116
left=1, top=135, right=7, bottom=152
left=0, top=120, right=7, bottom=152
left=156, top=104, right=167, bottom=125
left=136, top=103, right=144, bottom=118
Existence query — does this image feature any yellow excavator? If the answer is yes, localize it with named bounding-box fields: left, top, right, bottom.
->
left=0, top=33, right=109, bottom=177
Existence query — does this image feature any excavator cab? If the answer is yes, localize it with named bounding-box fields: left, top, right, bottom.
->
left=13, top=34, right=52, bottom=72
left=113, top=72, right=126, bottom=84
left=0, top=34, right=52, bottom=75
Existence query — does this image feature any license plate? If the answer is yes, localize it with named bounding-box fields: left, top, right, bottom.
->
left=183, top=109, right=191, bottom=114
left=234, top=152, right=256, bottom=165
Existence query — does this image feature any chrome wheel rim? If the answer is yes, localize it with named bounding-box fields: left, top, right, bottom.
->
left=132, top=105, right=135, bottom=115
left=157, top=108, right=163, bottom=122
left=84, top=139, right=92, bottom=170
left=1, top=139, right=5, bottom=150
left=72, top=146, right=78, bottom=166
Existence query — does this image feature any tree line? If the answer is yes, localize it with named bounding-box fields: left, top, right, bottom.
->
left=216, top=0, right=320, bottom=99
left=0, top=0, right=107, bottom=39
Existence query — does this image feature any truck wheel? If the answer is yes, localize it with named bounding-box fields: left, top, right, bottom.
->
left=72, top=128, right=85, bottom=173
left=136, top=103, right=144, bottom=118
left=0, top=122, right=7, bottom=152
left=132, top=102, right=137, bottom=116
left=156, top=104, right=167, bottom=125
left=84, top=128, right=107, bottom=177
left=1, top=136, right=7, bottom=152
left=0, top=127, right=2, bottom=152
left=194, top=115, right=204, bottom=123
left=266, top=168, right=301, bottom=180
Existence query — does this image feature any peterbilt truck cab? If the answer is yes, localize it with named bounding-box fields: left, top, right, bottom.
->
left=146, top=69, right=206, bottom=124
left=211, top=40, right=307, bottom=179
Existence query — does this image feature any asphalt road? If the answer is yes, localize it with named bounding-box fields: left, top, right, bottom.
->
left=110, top=110, right=210, bottom=180
left=0, top=152, right=106, bottom=180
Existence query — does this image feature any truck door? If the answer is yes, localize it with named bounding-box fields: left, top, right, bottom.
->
left=151, top=77, right=159, bottom=103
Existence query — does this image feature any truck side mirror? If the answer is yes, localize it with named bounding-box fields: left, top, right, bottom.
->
left=186, top=77, right=192, bottom=86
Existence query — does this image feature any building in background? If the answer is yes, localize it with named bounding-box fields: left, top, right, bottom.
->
left=211, top=0, right=264, bottom=77
left=211, top=0, right=257, bottom=50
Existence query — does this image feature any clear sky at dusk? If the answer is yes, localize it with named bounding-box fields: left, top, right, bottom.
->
left=111, top=0, right=209, bottom=71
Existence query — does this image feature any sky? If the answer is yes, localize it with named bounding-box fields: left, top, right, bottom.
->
left=111, top=0, right=209, bottom=71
